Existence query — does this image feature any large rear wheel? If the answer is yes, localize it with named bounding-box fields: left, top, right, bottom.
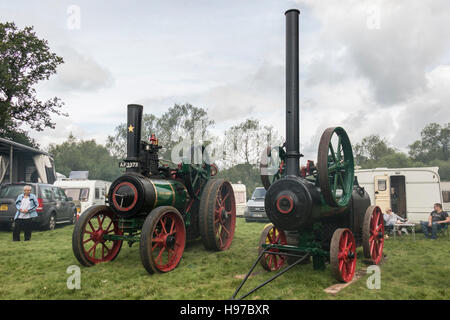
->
left=317, top=127, right=354, bottom=208
left=199, top=179, right=236, bottom=251
left=72, top=205, right=123, bottom=267
left=362, top=205, right=384, bottom=264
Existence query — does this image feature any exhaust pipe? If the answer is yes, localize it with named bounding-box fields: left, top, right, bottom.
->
left=285, top=9, right=300, bottom=177
left=126, top=104, right=143, bottom=166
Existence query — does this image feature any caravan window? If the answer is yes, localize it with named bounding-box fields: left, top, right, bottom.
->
left=377, top=179, right=387, bottom=191
left=443, top=191, right=450, bottom=203
left=64, top=188, right=81, bottom=201
left=80, top=188, right=90, bottom=202
left=64, top=188, right=90, bottom=201
left=95, top=188, right=100, bottom=199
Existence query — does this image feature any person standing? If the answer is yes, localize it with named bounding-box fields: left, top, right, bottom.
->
left=420, top=203, right=450, bottom=240
left=13, top=185, right=39, bottom=241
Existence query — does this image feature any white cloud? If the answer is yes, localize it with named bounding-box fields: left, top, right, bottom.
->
left=51, top=46, right=114, bottom=92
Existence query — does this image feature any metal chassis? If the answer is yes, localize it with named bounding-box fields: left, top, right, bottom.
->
left=103, top=217, right=145, bottom=247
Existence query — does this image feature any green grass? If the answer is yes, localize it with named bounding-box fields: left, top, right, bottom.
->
left=0, top=219, right=449, bottom=300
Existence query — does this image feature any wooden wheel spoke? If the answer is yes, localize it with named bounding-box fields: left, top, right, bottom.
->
left=338, top=259, right=344, bottom=271
left=160, top=218, right=168, bottom=235
left=273, top=255, right=278, bottom=268
left=267, top=231, right=273, bottom=243
left=169, top=219, right=175, bottom=234
left=333, top=174, right=338, bottom=193
left=156, top=247, right=166, bottom=264
left=337, top=135, right=342, bottom=160
left=88, top=221, right=96, bottom=232
left=222, top=224, right=230, bottom=235
left=104, top=220, right=114, bottom=233
left=329, top=143, right=337, bottom=162
left=96, top=215, right=103, bottom=230
left=83, top=237, right=93, bottom=244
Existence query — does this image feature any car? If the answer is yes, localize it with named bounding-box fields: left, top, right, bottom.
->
left=244, top=187, right=269, bottom=223
left=0, top=183, right=77, bottom=230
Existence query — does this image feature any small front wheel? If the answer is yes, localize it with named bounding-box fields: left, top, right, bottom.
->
left=330, top=228, right=356, bottom=282
left=72, top=205, right=123, bottom=267
left=259, top=224, right=287, bottom=271
left=140, top=206, right=186, bottom=274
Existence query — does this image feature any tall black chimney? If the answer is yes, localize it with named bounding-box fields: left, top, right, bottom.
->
left=126, top=104, right=143, bottom=163
left=285, top=9, right=300, bottom=177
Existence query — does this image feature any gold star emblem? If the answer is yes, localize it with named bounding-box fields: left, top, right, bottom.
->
left=128, top=125, right=134, bottom=132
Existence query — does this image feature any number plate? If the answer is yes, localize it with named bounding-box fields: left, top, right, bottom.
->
left=252, top=213, right=263, bottom=217
left=119, top=161, right=139, bottom=168
left=0, top=204, right=8, bottom=211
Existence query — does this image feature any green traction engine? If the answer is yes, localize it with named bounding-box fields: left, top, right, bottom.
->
left=72, top=104, right=236, bottom=274
left=233, top=10, right=384, bottom=299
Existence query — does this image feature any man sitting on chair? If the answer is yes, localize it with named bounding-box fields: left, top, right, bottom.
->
left=420, top=203, right=450, bottom=240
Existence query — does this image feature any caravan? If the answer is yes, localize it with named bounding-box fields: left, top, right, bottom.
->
left=53, top=171, right=111, bottom=215
left=355, top=167, right=443, bottom=223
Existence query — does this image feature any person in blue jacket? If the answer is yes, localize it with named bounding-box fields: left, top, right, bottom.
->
left=13, top=185, right=39, bottom=241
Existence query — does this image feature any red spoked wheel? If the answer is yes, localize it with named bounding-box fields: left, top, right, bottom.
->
left=363, top=205, right=384, bottom=264
left=72, top=205, right=123, bottom=266
left=140, top=206, right=186, bottom=274
left=259, top=224, right=287, bottom=271
left=199, top=179, right=236, bottom=251
left=330, top=228, right=357, bottom=282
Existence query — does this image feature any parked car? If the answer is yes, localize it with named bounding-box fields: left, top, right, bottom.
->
left=0, top=183, right=77, bottom=230
left=244, top=187, right=269, bottom=222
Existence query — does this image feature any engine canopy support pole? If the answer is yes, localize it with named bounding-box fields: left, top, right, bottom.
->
left=285, top=9, right=301, bottom=177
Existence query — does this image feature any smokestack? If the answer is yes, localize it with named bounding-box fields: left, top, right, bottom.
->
left=285, top=9, right=300, bottom=177
left=126, top=104, right=143, bottom=163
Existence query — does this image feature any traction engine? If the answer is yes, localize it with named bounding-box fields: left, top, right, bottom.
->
left=72, top=104, right=236, bottom=274
left=233, top=9, right=385, bottom=299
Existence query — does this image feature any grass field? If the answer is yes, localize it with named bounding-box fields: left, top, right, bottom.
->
left=0, top=218, right=449, bottom=300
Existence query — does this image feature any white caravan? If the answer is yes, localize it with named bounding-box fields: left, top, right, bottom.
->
left=355, top=167, right=443, bottom=223
left=231, top=183, right=247, bottom=217
left=54, top=178, right=111, bottom=215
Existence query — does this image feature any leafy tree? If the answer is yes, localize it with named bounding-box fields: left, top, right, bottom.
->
left=408, top=123, right=449, bottom=162
left=157, top=103, right=214, bottom=159
left=224, top=119, right=260, bottom=165
left=106, top=113, right=158, bottom=159
left=353, top=123, right=450, bottom=181
left=353, top=134, right=396, bottom=167
left=222, top=119, right=279, bottom=167
left=49, top=134, right=122, bottom=181
left=216, top=163, right=261, bottom=199
left=106, top=103, right=214, bottom=161
left=0, top=127, right=38, bottom=147
left=0, top=22, right=66, bottom=135
left=430, top=160, right=450, bottom=181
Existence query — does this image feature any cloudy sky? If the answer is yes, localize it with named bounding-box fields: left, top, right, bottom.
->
left=1, top=0, right=450, bottom=162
